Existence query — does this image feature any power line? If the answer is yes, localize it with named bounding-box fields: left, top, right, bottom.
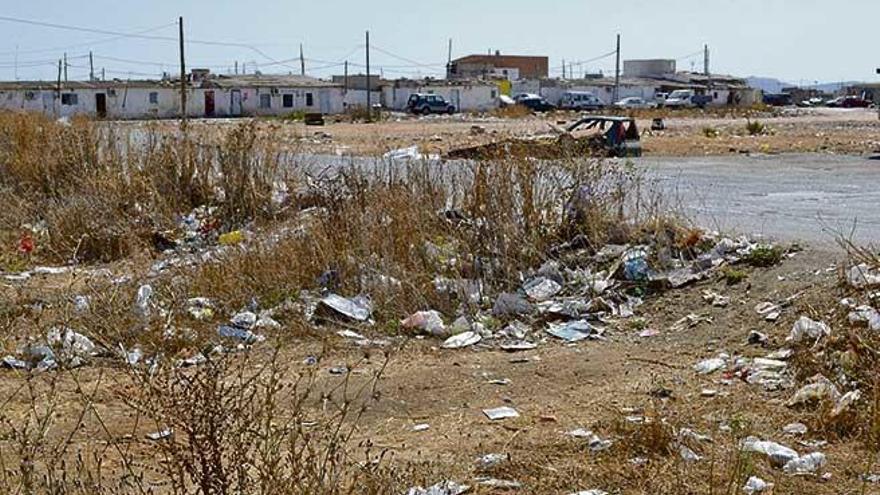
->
left=0, top=22, right=177, bottom=56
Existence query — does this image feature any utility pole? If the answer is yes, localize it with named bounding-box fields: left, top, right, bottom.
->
left=299, top=43, right=305, bottom=76
left=613, top=34, right=621, bottom=103
left=89, top=51, right=94, bottom=82
left=704, top=44, right=712, bottom=103
left=365, top=30, right=371, bottom=122
left=703, top=44, right=709, bottom=76
left=101, top=68, right=105, bottom=81
left=63, top=52, right=68, bottom=82
left=56, top=59, right=62, bottom=116
left=13, top=45, right=18, bottom=81
left=178, top=16, right=187, bottom=123
left=447, top=38, right=452, bottom=77
left=343, top=60, right=348, bottom=94
left=569, top=63, right=573, bottom=81
left=234, top=61, right=238, bottom=75
left=562, top=59, right=566, bottom=79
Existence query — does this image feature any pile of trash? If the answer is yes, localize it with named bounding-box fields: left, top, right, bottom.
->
left=319, top=234, right=780, bottom=352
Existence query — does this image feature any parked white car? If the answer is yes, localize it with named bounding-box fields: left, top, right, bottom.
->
left=559, top=91, right=604, bottom=110
left=613, top=97, right=656, bottom=109
left=664, top=89, right=696, bottom=108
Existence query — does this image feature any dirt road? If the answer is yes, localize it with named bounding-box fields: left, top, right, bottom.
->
left=640, top=153, right=880, bottom=246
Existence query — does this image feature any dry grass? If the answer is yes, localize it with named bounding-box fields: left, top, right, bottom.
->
left=0, top=113, right=290, bottom=266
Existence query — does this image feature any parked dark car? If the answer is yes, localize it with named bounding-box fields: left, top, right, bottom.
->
left=518, top=96, right=556, bottom=112
left=762, top=93, right=793, bottom=106
left=406, top=93, right=456, bottom=115
left=841, top=96, right=870, bottom=108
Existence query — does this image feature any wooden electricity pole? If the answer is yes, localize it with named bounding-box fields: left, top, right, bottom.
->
left=179, top=16, right=187, bottom=123
left=300, top=43, right=305, bottom=76
left=613, top=34, right=621, bottom=103
left=365, top=30, right=371, bottom=122
left=63, top=52, right=68, bottom=82
left=89, top=51, right=95, bottom=82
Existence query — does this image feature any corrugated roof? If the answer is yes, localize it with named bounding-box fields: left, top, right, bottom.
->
left=204, top=74, right=340, bottom=89
left=0, top=79, right=174, bottom=91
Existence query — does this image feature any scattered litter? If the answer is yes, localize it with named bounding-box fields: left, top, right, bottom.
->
left=546, top=320, right=600, bottom=342
left=787, top=316, right=830, bottom=345
left=702, top=290, right=730, bottom=307
left=487, top=378, right=511, bottom=386
left=747, top=331, right=769, bottom=346
left=135, top=284, right=153, bottom=317
left=847, top=263, right=880, bottom=288
left=671, top=313, right=713, bottom=332
left=741, top=436, right=799, bottom=467
left=475, top=478, right=521, bottom=490
left=783, top=452, right=826, bottom=475
left=384, top=145, right=439, bottom=162
left=492, top=293, right=534, bottom=317
left=743, top=476, right=772, bottom=494
left=587, top=434, right=613, bottom=453
left=146, top=429, right=173, bottom=441
left=639, top=329, right=660, bottom=338
left=701, top=389, right=718, bottom=397
left=217, top=325, right=264, bottom=345
left=329, top=366, right=349, bottom=375
left=187, top=297, right=214, bottom=320
left=441, top=331, right=481, bottom=349
left=524, top=277, right=562, bottom=302
left=405, top=481, right=470, bottom=495
left=412, top=424, right=430, bottom=432
left=694, top=356, right=726, bottom=374
left=402, top=310, right=447, bottom=337
left=500, top=340, right=538, bottom=352
left=787, top=375, right=840, bottom=407
left=483, top=406, right=520, bottom=421
left=475, top=453, right=508, bottom=469
left=569, top=491, right=608, bottom=495
left=679, top=445, right=701, bottom=463
left=848, top=306, right=880, bottom=330
left=337, top=329, right=366, bottom=340
left=783, top=422, right=808, bottom=436
left=831, top=389, right=861, bottom=417
left=566, top=428, right=593, bottom=438
left=319, top=294, right=373, bottom=322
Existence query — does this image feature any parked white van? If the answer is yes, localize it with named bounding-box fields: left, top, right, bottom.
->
left=559, top=91, right=604, bottom=111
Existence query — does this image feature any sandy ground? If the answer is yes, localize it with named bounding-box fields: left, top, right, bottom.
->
left=170, top=107, right=880, bottom=158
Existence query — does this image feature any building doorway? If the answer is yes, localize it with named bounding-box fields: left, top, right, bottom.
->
left=205, top=91, right=215, bottom=117
left=230, top=89, right=242, bottom=116
left=95, top=93, right=107, bottom=118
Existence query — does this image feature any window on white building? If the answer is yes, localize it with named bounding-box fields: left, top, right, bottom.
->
left=260, top=93, right=271, bottom=109
left=61, top=93, right=78, bottom=105
left=283, top=94, right=294, bottom=108
left=149, top=92, right=159, bottom=104
left=305, top=93, right=313, bottom=106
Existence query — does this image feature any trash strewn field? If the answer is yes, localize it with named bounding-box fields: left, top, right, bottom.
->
left=1, top=111, right=880, bottom=493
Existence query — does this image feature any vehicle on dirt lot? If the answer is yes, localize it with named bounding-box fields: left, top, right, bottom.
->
left=406, top=93, right=456, bottom=115
left=566, top=115, right=642, bottom=157
left=559, top=91, right=604, bottom=111
left=613, top=96, right=656, bottom=109
left=841, top=96, right=871, bottom=108
left=664, top=89, right=696, bottom=108
left=444, top=115, right=641, bottom=160
left=518, top=95, right=556, bottom=112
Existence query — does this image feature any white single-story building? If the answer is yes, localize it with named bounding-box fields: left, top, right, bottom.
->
left=0, top=73, right=346, bottom=119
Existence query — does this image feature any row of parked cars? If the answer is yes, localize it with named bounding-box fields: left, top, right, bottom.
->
left=404, top=89, right=711, bottom=115
left=511, top=89, right=707, bottom=113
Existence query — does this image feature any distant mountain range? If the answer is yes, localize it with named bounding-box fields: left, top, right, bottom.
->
left=745, top=76, right=865, bottom=94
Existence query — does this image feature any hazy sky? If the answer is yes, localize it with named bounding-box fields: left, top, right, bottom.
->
left=0, top=0, right=876, bottom=84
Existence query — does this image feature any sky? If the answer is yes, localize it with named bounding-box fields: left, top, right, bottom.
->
left=0, top=0, right=877, bottom=84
